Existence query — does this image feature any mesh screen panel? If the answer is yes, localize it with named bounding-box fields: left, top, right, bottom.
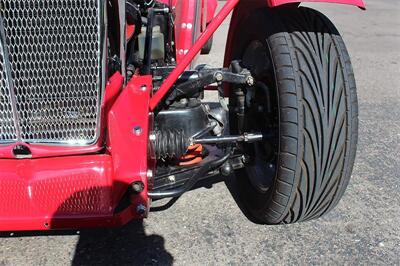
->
left=0, top=0, right=103, bottom=145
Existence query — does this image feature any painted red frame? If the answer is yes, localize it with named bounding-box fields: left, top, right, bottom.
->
left=0, top=74, right=153, bottom=231
left=0, top=0, right=365, bottom=231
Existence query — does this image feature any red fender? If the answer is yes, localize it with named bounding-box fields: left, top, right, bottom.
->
left=223, top=0, right=365, bottom=93
left=268, top=0, right=365, bottom=9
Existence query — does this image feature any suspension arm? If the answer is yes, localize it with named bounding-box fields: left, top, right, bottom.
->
left=165, top=68, right=254, bottom=105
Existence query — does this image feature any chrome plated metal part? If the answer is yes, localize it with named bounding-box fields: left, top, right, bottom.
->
left=0, top=0, right=107, bottom=146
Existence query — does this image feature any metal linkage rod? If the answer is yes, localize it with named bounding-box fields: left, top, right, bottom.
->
left=192, top=133, right=264, bottom=145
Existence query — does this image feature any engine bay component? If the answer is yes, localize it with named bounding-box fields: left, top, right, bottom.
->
left=148, top=147, right=232, bottom=200
left=179, top=144, right=204, bottom=166
left=154, top=99, right=209, bottom=160
left=153, top=129, right=190, bottom=160
left=138, top=25, right=165, bottom=61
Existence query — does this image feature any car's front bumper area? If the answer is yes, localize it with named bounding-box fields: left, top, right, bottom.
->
left=0, top=154, right=135, bottom=231
left=0, top=74, right=154, bottom=232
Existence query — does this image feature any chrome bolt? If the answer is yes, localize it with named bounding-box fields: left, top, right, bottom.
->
left=180, top=98, right=188, bottom=105
left=133, top=126, right=142, bottom=136
left=147, top=170, right=154, bottom=180
left=242, top=155, right=250, bottom=164
left=168, top=175, right=176, bottom=183
left=140, top=85, right=147, bottom=91
left=136, top=204, right=147, bottom=215
left=149, top=133, right=156, bottom=142
left=215, top=72, right=223, bottom=82
left=246, top=76, right=255, bottom=86
left=243, top=133, right=249, bottom=142
left=220, top=162, right=233, bottom=176
left=131, top=181, right=145, bottom=193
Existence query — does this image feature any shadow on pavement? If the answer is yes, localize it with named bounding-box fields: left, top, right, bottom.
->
left=0, top=221, right=174, bottom=266
left=72, top=221, right=173, bottom=266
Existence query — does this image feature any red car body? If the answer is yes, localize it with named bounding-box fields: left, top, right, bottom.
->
left=0, top=0, right=365, bottom=231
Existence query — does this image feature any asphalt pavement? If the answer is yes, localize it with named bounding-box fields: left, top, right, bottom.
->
left=1, top=0, right=399, bottom=265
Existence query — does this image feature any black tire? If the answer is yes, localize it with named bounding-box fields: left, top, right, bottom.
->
left=201, top=34, right=213, bottom=54
left=229, top=6, right=358, bottom=224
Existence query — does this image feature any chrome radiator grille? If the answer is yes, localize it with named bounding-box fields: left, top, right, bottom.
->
left=0, top=0, right=104, bottom=145
left=0, top=40, right=17, bottom=141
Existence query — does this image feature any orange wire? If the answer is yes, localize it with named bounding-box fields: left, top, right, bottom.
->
left=179, top=144, right=204, bottom=166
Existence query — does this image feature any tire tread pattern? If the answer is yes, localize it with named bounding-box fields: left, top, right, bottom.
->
left=264, top=7, right=358, bottom=224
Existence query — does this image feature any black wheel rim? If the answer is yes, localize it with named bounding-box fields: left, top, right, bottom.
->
left=240, top=40, right=279, bottom=194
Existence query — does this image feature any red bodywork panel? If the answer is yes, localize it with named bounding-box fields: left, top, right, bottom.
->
left=171, top=0, right=218, bottom=63
left=0, top=155, right=115, bottom=230
left=268, top=0, right=365, bottom=9
left=0, top=74, right=153, bottom=231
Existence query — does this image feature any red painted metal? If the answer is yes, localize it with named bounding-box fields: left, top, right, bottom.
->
left=107, top=75, right=153, bottom=208
left=157, top=0, right=216, bottom=23
left=223, top=0, right=365, bottom=95
left=0, top=72, right=124, bottom=160
left=157, top=0, right=217, bottom=64
left=206, top=0, right=218, bottom=24
left=149, top=0, right=240, bottom=111
left=0, top=155, right=115, bottom=230
left=0, top=75, right=152, bottom=231
left=173, top=0, right=199, bottom=63
left=0, top=143, right=102, bottom=160
left=104, top=72, right=124, bottom=119
left=126, top=24, right=136, bottom=41
left=267, top=0, right=365, bottom=9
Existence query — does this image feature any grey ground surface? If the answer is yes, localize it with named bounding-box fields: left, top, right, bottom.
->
left=1, top=0, right=399, bottom=265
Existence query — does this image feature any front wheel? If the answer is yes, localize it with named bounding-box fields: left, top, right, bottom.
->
left=229, top=6, right=358, bottom=224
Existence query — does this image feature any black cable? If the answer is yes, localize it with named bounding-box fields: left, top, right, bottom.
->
left=140, top=8, right=154, bottom=75
left=148, top=147, right=232, bottom=199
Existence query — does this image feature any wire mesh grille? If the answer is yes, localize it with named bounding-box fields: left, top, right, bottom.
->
left=0, top=40, right=17, bottom=142
left=0, top=0, right=103, bottom=145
